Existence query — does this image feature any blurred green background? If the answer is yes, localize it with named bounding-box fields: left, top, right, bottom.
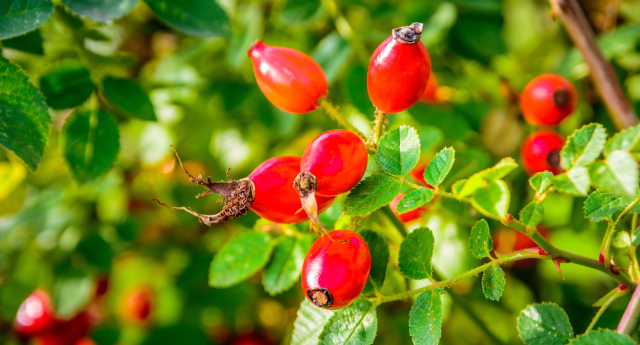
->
left=3, top=0, right=640, bottom=344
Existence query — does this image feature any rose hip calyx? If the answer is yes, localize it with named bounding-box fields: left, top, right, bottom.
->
left=307, top=288, right=333, bottom=308
left=154, top=145, right=255, bottom=225
left=392, top=22, right=423, bottom=44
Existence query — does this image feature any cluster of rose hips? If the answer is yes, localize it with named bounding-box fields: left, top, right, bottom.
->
left=519, top=74, right=578, bottom=176
left=13, top=280, right=154, bottom=344
left=156, top=22, right=435, bottom=310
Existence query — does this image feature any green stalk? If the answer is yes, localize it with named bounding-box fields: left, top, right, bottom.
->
left=318, top=98, right=367, bottom=140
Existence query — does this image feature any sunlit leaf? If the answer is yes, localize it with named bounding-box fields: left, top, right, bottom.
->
left=0, top=0, right=53, bottom=39
left=482, top=265, right=505, bottom=301
left=399, top=227, right=435, bottom=280
left=375, top=126, right=421, bottom=177
left=520, top=201, right=544, bottom=227
left=319, top=299, right=377, bottom=345
left=529, top=171, right=554, bottom=194
left=409, top=289, right=442, bottom=345
left=561, top=123, right=606, bottom=170
left=471, top=179, right=510, bottom=220
left=61, top=0, right=137, bottom=24
left=423, top=147, right=455, bottom=188
left=209, top=232, right=275, bottom=288
left=291, top=299, right=335, bottom=345
left=0, top=57, right=50, bottom=172
left=518, top=303, right=573, bottom=345
left=589, top=150, right=639, bottom=197
left=469, top=219, right=492, bottom=259
left=396, top=189, right=434, bottom=213
left=552, top=167, right=590, bottom=196
left=343, top=174, right=402, bottom=216
left=605, top=124, right=640, bottom=156
left=570, top=329, right=635, bottom=345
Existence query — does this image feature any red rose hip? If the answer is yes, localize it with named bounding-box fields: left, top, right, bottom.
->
left=14, top=290, right=60, bottom=335
left=520, top=130, right=565, bottom=175
left=294, top=130, right=367, bottom=229
left=302, top=230, right=371, bottom=309
left=368, top=22, right=431, bottom=113
left=155, top=149, right=334, bottom=225
left=419, top=73, right=439, bottom=103
left=520, top=74, right=577, bottom=126
left=248, top=40, right=328, bottom=114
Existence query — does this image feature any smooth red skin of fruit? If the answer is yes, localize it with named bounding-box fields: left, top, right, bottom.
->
left=34, top=312, right=90, bottom=345
left=390, top=194, right=427, bottom=224
left=301, top=130, right=368, bottom=196
left=301, top=230, right=371, bottom=310
left=15, top=290, right=61, bottom=335
left=248, top=41, right=328, bottom=114
left=419, top=74, right=439, bottom=103
left=368, top=36, right=431, bottom=113
left=250, top=156, right=335, bottom=223
left=520, top=74, right=577, bottom=126
left=494, top=227, right=550, bottom=267
left=520, top=130, right=565, bottom=175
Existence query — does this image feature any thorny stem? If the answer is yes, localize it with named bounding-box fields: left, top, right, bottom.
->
left=618, top=284, right=640, bottom=335
left=318, top=98, right=367, bottom=140
left=402, top=183, right=634, bottom=286
left=371, top=109, right=388, bottom=147
left=630, top=213, right=640, bottom=282
left=548, top=0, right=638, bottom=130
left=372, top=250, right=550, bottom=304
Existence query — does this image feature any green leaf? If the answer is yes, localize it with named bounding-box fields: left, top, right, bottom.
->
left=479, top=157, right=518, bottom=180
left=375, top=126, right=421, bottom=177
left=530, top=171, right=554, bottom=194
left=570, top=329, right=636, bottom=345
left=0, top=0, right=53, bottom=39
left=409, top=289, right=442, bottom=345
left=2, top=29, right=44, bottom=55
left=552, top=167, right=590, bottom=196
left=319, top=299, right=377, bottom=345
left=0, top=57, right=50, bottom=172
left=520, top=201, right=544, bottom=227
left=589, top=150, right=639, bottom=197
left=471, top=179, right=510, bottom=221
left=605, top=123, right=640, bottom=156
left=53, top=275, right=93, bottom=319
left=262, top=235, right=311, bottom=296
left=343, top=174, right=402, bottom=216
left=278, top=0, right=324, bottom=26
left=359, top=230, right=389, bottom=294
left=61, top=0, right=137, bottom=24
left=458, top=158, right=517, bottom=197
left=291, top=299, right=335, bottom=345
left=469, top=219, right=492, bottom=259
left=103, top=76, right=156, bottom=121
left=395, top=189, right=434, bottom=213
left=60, top=110, right=120, bottom=182
left=39, top=60, right=93, bottom=110
left=561, top=123, right=607, bottom=170
left=518, top=303, right=573, bottom=345
left=144, top=0, right=230, bottom=37
left=584, top=190, right=631, bottom=221
left=451, top=179, right=466, bottom=196
left=209, top=232, right=275, bottom=288
left=482, top=265, right=505, bottom=301
left=423, top=147, right=455, bottom=188
left=399, top=227, right=435, bottom=280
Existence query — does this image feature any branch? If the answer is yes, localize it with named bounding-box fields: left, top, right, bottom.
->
left=618, top=284, right=640, bottom=334
left=548, top=0, right=638, bottom=130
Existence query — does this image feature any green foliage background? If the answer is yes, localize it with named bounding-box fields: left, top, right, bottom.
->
left=3, top=0, right=640, bottom=344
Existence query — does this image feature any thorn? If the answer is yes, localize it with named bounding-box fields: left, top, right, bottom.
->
left=226, top=168, right=232, bottom=180
left=553, top=257, right=570, bottom=280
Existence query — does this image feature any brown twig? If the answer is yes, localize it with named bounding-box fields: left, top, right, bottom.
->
left=549, top=0, right=638, bottom=130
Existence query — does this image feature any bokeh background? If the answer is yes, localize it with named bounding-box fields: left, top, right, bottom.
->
left=3, top=0, right=640, bottom=344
